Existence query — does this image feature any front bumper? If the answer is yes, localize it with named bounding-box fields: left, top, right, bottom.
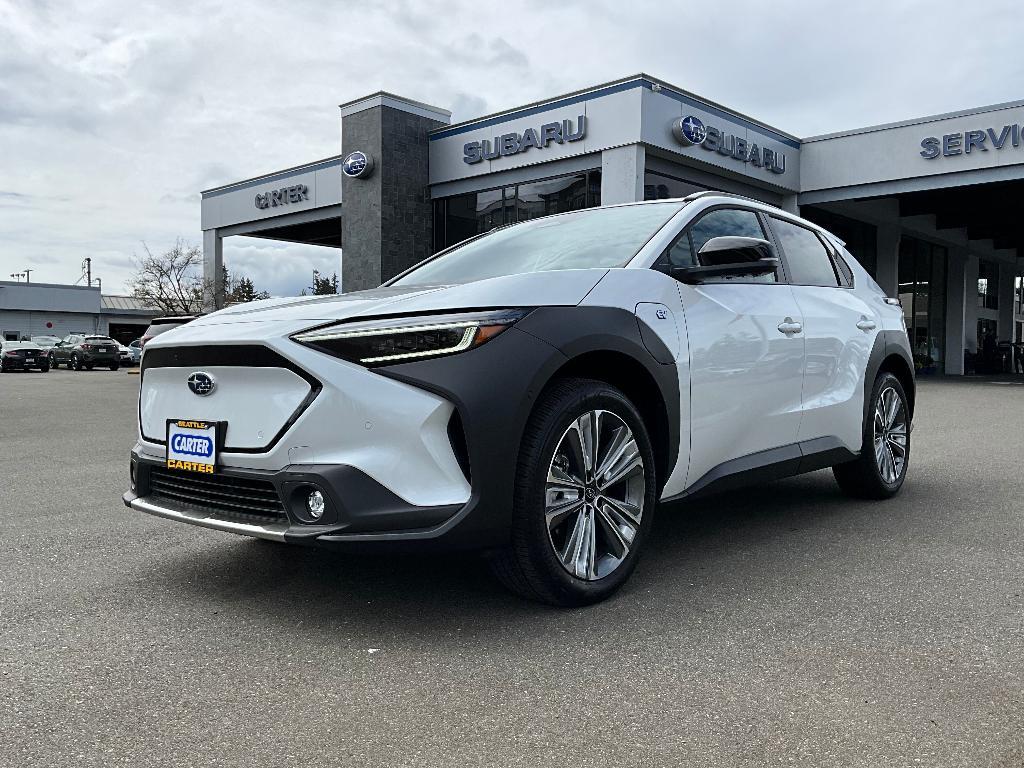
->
left=124, top=453, right=469, bottom=549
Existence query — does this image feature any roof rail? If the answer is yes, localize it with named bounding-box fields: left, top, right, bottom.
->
left=681, top=190, right=779, bottom=207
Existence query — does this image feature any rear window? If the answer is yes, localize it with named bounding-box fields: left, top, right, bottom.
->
left=86, top=337, right=115, bottom=343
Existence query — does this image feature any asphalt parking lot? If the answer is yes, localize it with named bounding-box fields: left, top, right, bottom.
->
left=2, top=367, right=1022, bottom=767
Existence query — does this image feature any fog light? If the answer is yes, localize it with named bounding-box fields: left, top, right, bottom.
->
left=306, top=490, right=325, bottom=520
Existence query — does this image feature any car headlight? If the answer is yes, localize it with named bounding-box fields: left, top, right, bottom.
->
left=291, top=309, right=529, bottom=366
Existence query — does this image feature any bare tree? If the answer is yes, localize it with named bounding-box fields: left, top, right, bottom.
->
left=129, top=240, right=205, bottom=314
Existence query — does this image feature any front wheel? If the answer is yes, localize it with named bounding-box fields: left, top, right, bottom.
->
left=71, top=354, right=83, bottom=371
left=833, top=372, right=911, bottom=499
left=489, top=377, right=657, bottom=606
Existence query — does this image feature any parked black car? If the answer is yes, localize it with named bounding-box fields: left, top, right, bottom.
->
left=0, top=341, right=49, bottom=372
left=50, top=334, right=120, bottom=371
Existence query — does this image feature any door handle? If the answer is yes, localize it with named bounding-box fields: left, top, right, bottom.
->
left=777, top=318, right=803, bottom=335
left=856, top=318, right=877, bottom=332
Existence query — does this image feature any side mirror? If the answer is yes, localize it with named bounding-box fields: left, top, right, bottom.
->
left=672, top=236, right=779, bottom=283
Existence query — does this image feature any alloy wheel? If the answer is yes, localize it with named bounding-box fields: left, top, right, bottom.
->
left=873, top=386, right=908, bottom=484
left=545, top=409, right=646, bottom=581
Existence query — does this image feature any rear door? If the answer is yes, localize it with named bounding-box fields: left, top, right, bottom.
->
left=767, top=215, right=878, bottom=453
left=667, top=206, right=807, bottom=489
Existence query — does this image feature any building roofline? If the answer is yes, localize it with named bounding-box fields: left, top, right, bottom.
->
left=201, top=155, right=342, bottom=196
left=802, top=98, right=1024, bottom=143
left=0, top=280, right=100, bottom=291
left=429, top=73, right=801, bottom=145
left=338, top=91, right=451, bottom=121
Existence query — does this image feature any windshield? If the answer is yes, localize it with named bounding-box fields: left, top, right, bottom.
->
left=391, top=203, right=684, bottom=287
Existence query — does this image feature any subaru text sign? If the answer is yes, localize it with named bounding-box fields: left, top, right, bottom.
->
left=920, top=124, right=1023, bottom=159
left=671, top=116, right=787, bottom=175
left=463, top=115, right=586, bottom=164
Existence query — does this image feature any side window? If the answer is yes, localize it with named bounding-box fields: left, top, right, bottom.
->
left=690, top=208, right=765, bottom=253
left=692, top=207, right=775, bottom=284
left=832, top=246, right=855, bottom=287
left=660, top=232, right=695, bottom=269
left=771, top=217, right=840, bottom=287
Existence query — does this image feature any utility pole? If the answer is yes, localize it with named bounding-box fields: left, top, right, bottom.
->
left=22, top=269, right=32, bottom=284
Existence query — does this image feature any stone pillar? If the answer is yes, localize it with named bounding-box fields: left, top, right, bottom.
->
left=600, top=145, right=645, bottom=205
left=875, top=224, right=900, bottom=297
left=340, top=93, right=450, bottom=293
left=202, top=228, right=223, bottom=311
left=944, top=248, right=967, bottom=375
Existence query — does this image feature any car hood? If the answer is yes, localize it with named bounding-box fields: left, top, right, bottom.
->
left=187, top=269, right=610, bottom=329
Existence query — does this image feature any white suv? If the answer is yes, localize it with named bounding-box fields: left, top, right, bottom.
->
left=124, top=193, right=913, bottom=606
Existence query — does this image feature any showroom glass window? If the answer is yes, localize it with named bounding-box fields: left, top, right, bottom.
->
left=801, top=207, right=878, bottom=277
left=977, top=260, right=999, bottom=310
left=433, top=170, right=602, bottom=251
left=898, top=236, right=947, bottom=371
left=643, top=170, right=707, bottom=201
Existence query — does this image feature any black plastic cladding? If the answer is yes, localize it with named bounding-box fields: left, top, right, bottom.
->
left=377, top=305, right=681, bottom=548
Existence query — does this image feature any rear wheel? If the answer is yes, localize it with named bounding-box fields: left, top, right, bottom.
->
left=110, top=363, right=119, bottom=371
left=489, top=377, right=657, bottom=606
left=833, top=372, right=910, bottom=499
left=39, top=363, right=49, bottom=372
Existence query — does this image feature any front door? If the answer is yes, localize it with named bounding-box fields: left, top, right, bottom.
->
left=666, top=206, right=807, bottom=489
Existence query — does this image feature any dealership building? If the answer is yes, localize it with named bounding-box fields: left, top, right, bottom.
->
left=0, top=281, right=159, bottom=343
left=200, top=74, right=1024, bottom=375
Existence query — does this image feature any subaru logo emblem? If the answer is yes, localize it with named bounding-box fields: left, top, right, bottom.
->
left=342, top=150, right=374, bottom=179
left=672, top=115, right=707, bottom=146
left=187, top=371, right=216, bottom=396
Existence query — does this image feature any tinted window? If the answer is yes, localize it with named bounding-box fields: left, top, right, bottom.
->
left=771, top=217, right=839, bottom=287
left=393, top=203, right=684, bottom=286
left=666, top=207, right=774, bottom=283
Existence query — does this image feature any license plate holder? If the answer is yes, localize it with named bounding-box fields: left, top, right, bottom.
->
left=165, top=419, right=224, bottom=474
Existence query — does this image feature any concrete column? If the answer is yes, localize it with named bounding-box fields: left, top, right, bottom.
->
left=600, top=145, right=645, bottom=205
left=964, top=255, right=979, bottom=353
left=202, top=228, right=223, bottom=311
left=998, top=261, right=1016, bottom=342
left=875, top=224, right=900, bottom=297
left=779, top=194, right=799, bottom=215
left=944, top=248, right=968, bottom=375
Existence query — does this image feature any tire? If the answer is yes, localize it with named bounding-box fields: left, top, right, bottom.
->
left=488, top=377, right=658, bottom=607
left=110, top=363, right=119, bottom=371
left=85, top=363, right=94, bottom=371
left=833, top=371, right=911, bottom=499
left=39, top=363, right=49, bottom=372
left=72, top=354, right=82, bottom=371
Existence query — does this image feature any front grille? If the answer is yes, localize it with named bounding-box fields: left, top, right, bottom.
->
left=148, top=468, right=286, bottom=523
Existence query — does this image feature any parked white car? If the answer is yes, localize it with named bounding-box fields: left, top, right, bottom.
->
left=124, top=193, right=914, bottom=605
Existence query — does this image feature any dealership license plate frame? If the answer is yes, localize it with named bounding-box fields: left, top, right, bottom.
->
left=165, top=419, right=225, bottom=474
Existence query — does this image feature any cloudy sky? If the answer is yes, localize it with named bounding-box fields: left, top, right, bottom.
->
left=2, top=0, right=1023, bottom=296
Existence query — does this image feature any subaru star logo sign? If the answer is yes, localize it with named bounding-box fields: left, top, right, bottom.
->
left=673, top=115, right=707, bottom=146
left=342, top=150, right=374, bottom=179
left=187, top=371, right=216, bottom=397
